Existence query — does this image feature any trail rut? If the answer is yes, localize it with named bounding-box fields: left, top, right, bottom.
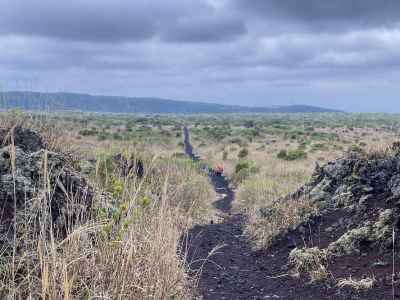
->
left=183, top=127, right=295, bottom=299
left=182, top=127, right=384, bottom=300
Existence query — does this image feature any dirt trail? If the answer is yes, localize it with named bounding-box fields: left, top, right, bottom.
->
left=183, top=127, right=387, bottom=300
left=183, top=127, right=305, bottom=299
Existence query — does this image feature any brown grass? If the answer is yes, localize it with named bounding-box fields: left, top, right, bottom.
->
left=236, top=167, right=317, bottom=249
left=0, top=114, right=215, bottom=299
left=289, top=247, right=329, bottom=283
left=337, top=276, right=376, bottom=292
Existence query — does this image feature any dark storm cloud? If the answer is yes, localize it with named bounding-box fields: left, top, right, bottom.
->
left=2, top=0, right=400, bottom=112
left=0, top=0, right=245, bottom=43
left=236, top=0, right=400, bottom=22
left=0, top=0, right=158, bottom=42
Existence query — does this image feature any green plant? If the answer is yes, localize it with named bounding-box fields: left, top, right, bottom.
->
left=349, top=144, right=363, bottom=153
left=238, top=148, right=249, bottom=159
left=235, top=161, right=250, bottom=174
left=277, top=149, right=288, bottom=159
left=277, top=149, right=307, bottom=161
left=233, top=160, right=259, bottom=184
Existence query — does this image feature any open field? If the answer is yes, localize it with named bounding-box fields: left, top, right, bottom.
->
left=1, top=111, right=400, bottom=298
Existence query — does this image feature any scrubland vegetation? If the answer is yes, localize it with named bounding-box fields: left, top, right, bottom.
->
left=1, top=110, right=400, bottom=298
left=186, top=113, right=400, bottom=297
left=0, top=111, right=214, bottom=299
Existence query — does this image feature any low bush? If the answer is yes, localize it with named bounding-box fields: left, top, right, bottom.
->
left=277, top=149, right=307, bottom=161
left=348, top=144, right=363, bottom=153
left=238, top=148, right=249, bottom=159
left=277, top=149, right=288, bottom=159
left=79, top=128, right=98, bottom=136
left=233, top=160, right=259, bottom=184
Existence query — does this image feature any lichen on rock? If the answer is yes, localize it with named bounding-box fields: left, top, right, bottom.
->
left=0, top=126, right=93, bottom=245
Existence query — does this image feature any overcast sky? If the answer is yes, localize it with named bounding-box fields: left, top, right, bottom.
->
left=2, top=0, right=400, bottom=112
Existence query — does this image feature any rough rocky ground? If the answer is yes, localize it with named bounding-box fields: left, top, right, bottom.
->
left=183, top=127, right=400, bottom=300
left=0, top=126, right=93, bottom=243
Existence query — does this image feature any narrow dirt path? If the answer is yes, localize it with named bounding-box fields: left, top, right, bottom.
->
left=184, top=127, right=283, bottom=299
left=183, top=127, right=394, bottom=300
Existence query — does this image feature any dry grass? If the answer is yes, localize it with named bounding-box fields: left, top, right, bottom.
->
left=0, top=115, right=215, bottom=299
left=236, top=168, right=317, bottom=249
left=3, top=111, right=399, bottom=297
left=0, top=111, right=80, bottom=161
left=337, top=276, right=376, bottom=292
left=289, top=247, right=329, bottom=283
left=225, top=123, right=396, bottom=250
left=245, top=194, right=317, bottom=249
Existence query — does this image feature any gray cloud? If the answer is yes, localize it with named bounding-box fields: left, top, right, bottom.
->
left=162, top=15, right=246, bottom=43
left=0, top=0, right=157, bottom=42
left=235, top=0, right=400, bottom=27
left=2, top=0, right=400, bottom=112
left=0, top=0, right=245, bottom=43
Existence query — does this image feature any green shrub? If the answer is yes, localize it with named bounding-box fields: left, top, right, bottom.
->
left=109, top=177, right=125, bottom=198
left=349, top=144, right=363, bottom=153
left=235, top=161, right=250, bottom=174
left=277, top=149, right=288, bottom=159
left=233, top=160, right=259, bottom=184
left=277, top=149, right=307, bottom=161
left=286, top=149, right=307, bottom=160
left=238, top=148, right=249, bottom=159
left=79, top=128, right=98, bottom=136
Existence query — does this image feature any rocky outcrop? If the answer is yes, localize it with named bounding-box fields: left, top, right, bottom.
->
left=306, top=154, right=400, bottom=207
left=0, top=127, right=93, bottom=242
left=292, top=147, right=400, bottom=256
left=0, top=126, right=44, bottom=152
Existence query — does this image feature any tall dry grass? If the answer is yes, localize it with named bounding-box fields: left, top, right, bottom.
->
left=235, top=159, right=317, bottom=249
left=0, top=115, right=215, bottom=299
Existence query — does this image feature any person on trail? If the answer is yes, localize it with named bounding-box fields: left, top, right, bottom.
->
left=213, top=164, right=224, bottom=176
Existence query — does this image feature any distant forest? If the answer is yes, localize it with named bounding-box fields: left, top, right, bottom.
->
left=0, top=91, right=341, bottom=114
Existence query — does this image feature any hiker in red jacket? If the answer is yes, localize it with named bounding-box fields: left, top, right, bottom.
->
left=213, top=164, right=224, bottom=176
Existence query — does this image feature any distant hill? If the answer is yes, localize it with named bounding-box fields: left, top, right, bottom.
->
left=0, top=91, right=341, bottom=114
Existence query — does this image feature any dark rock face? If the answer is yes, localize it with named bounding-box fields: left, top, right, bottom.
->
left=0, top=126, right=44, bottom=152
left=0, top=127, right=93, bottom=242
left=305, top=154, right=400, bottom=208
left=293, top=148, right=400, bottom=255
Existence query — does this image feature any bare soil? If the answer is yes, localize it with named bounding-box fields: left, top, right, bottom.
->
left=183, top=127, right=399, bottom=300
